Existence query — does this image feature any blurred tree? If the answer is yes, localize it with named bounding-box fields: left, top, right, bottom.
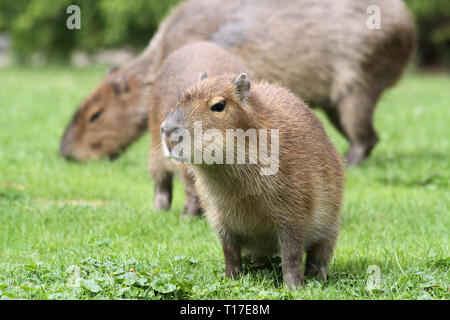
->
left=0, top=0, right=28, bottom=31
left=0, top=0, right=179, bottom=62
left=405, top=0, right=450, bottom=68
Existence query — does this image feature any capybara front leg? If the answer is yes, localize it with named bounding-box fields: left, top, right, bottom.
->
left=179, top=168, right=202, bottom=217
left=305, top=237, right=337, bottom=280
left=220, top=231, right=242, bottom=280
left=280, top=227, right=305, bottom=289
left=337, top=90, right=380, bottom=166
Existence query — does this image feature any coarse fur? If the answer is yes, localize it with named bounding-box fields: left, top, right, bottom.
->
left=162, top=74, right=345, bottom=287
left=60, top=0, right=415, bottom=166
left=148, top=42, right=253, bottom=216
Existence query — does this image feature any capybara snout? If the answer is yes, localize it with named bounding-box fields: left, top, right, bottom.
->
left=59, top=119, right=76, bottom=160
left=161, top=109, right=185, bottom=137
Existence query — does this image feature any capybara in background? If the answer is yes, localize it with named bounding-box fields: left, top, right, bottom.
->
left=60, top=0, right=415, bottom=166
left=161, top=73, right=344, bottom=287
left=148, top=42, right=253, bottom=216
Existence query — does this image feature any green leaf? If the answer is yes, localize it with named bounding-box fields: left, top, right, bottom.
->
left=174, top=256, right=198, bottom=264
left=154, top=282, right=176, bottom=294
left=82, top=279, right=102, bottom=293
left=151, top=274, right=177, bottom=294
left=417, top=291, right=433, bottom=300
left=24, top=262, right=43, bottom=272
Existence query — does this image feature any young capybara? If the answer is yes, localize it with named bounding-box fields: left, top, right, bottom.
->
left=60, top=0, right=415, bottom=166
left=161, top=73, right=344, bottom=287
left=148, top=42, right=253, bottom=216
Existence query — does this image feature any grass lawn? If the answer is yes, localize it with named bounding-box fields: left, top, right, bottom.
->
left=0, top=66, right=448, bottom=300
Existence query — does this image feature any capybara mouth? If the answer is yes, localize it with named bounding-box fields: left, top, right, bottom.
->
left=161, top=137, right=172, bottom=158
left=60, top=153, right=78, bottom=163
left=108, top=152, right=120, bottom=161
left=161, top=136, right=189, bottom=163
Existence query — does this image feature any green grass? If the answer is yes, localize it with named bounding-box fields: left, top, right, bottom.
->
left=0, top=65, right=449, bottom=300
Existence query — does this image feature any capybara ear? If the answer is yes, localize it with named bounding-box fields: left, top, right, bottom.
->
left=199, top=72, right=208, bottom=81
left=109, top=75, right=129, bottom=96
left=105, top=66, right=119, bottom=77
left=233, top=73, right=250, bottom=101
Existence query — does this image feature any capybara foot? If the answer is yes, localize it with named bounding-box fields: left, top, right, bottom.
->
left=182, top=196, right=202, bottom=217
left=154, top=192, right=171, bottom=211
left=283, top=272, right=305, bottom=290
left=346, top=136, right=378, bottom=167
left=305, top=264, right=328, bottom=281
left=346, top=144, right=367, bottom=167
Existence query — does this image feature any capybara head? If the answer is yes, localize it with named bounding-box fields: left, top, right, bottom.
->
left=161, top=73, right=255, bottom=163
left=60, top=69, right=148, bottom=161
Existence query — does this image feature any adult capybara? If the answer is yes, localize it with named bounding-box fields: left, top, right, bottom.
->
left=148, top=42, right=253, bottom=216
left=60, top=0, right=415, bottom=166
left=161, top=73, right=344, bottom=287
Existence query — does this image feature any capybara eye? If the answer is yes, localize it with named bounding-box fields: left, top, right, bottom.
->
left=89, top=110, right=104, bottom=123
left=210, top=101, right=226, bottom=112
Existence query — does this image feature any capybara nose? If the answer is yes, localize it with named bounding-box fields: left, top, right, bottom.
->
left=60, top=145, right=71, bottom=159
left=160, top=119, right=179, bottom=137
left=161, top=109, right=184, bottom=137
left=60, top=130, right=74, bottom=159
left=59, top=141, right=77, bottom=162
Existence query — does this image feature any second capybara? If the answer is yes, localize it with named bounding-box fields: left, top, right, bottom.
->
left=148, top=42, right=253, bottom=216
left=161, top=73, right=344, bottom=287
left=60, top=0, right=415, bottom=166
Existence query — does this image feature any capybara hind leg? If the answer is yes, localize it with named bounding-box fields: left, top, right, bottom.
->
left=183, top=194, right=202, bottom=217
left=179, top=168, right=202, bottom=217
left=280, top=228, right=305, bottom=289
left=337, top=92, right=380, bottom=166
left=153, top=171, right=173, bottom=211
left=149, top=146, right=173, bottom=211
left=324, top=107, right=348, bottom=140
left=220, top=230, right=242, bottom=280
left=305, top=237, right=337, bottom=280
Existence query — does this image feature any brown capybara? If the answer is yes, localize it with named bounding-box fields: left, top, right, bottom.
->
left=161, top=73, right=344, bottom=288
left=60, top=0, right=415, bottom=166
left=148, top=42, right=253, bottom=216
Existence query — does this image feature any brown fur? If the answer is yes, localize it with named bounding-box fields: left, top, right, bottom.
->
left=148, top=42, right=253, bottom=216
left=60, top=0, right=415, bottom=166
left=162, top=74, right=344, bottom=287
left=59, top=70, right=146, bottom=160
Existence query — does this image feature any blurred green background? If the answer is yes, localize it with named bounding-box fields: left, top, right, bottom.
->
left=0, top=0, right=449, bottom=68
left=0, top=0, right=179, bottom=63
